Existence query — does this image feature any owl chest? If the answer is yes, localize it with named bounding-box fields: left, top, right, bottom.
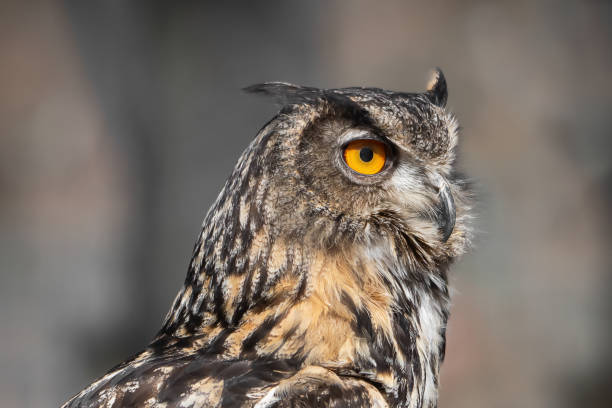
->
left=356, top=249, right=449, bottom=407
left=296, top=285, right=447, bottom=408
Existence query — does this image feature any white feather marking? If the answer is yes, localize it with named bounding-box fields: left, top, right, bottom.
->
left=253, top=386, right=280, bottom=408
left=416, top=292, right=444, bottom=406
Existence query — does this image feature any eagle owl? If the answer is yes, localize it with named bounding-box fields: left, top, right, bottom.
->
left=63, top=69, right=471, bottom=408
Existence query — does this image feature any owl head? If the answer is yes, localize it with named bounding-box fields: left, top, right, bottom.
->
left=238, top=69, right=469, bottom=263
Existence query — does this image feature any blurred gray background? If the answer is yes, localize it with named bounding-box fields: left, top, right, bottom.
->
left=1, top=1, right=611, bottom=407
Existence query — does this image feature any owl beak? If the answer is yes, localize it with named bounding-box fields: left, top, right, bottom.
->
left=432, top=174, right=456, bottom=242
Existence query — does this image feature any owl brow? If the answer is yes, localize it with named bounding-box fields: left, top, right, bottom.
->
left=321, top=92, right=376, bottom=128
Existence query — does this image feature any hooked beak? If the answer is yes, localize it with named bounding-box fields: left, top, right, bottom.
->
left=432, top=173, right=456, bottom=242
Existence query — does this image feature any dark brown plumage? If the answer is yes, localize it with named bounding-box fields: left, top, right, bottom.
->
left=63, top=69, right=472, bottom=408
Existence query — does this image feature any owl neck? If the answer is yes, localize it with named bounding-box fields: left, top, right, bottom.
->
left=316, top=241, right=451, bottom=407
left=157, top=229, right=450, bottom=408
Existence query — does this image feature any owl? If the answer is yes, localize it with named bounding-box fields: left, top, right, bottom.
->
left=62, top=69, right=471, bottom=408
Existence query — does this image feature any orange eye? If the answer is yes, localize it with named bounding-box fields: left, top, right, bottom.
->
left=343, top=139, right=387, bottom=175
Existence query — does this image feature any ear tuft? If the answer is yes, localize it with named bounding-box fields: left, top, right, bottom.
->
left=425, top=68, right=448, bottom=107
left=243, top=82, right=322, bottom=105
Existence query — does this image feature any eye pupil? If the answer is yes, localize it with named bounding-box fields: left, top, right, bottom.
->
left=359, top=147, right=374, bottom=162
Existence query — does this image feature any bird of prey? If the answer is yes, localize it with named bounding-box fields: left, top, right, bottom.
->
left=63, top=68, right=471, bottom=408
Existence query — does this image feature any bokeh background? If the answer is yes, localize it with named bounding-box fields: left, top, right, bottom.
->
left=1, top=1, right=611, bottom=407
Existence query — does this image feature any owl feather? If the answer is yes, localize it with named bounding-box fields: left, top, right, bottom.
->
left=63, top=69, right=472, bottom=408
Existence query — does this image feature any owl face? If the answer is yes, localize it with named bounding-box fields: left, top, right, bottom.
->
left=245, top=69, right=463, bottom=257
